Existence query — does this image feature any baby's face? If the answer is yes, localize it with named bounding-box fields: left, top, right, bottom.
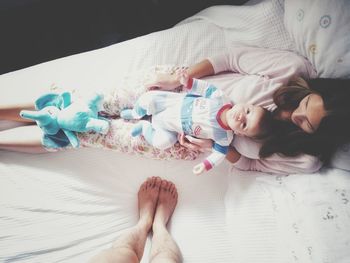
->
left=226, top=104, right=265, bottom=137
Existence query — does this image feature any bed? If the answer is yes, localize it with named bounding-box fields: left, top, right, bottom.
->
left=1, top=0, right=350, bottom=262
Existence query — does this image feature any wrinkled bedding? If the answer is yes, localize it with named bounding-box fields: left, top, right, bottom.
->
left=1, top=1, right=349, bottom=262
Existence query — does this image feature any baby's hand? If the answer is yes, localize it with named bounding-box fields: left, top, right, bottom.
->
left=193, top=163, right=206, bottom=176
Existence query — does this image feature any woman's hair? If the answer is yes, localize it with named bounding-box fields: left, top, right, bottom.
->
left=252, top=108, right=274, bottom=141
left=259, top=78, right=350, bottom=164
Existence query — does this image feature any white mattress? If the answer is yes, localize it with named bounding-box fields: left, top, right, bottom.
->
left=1, top=1, right=350, bottom=262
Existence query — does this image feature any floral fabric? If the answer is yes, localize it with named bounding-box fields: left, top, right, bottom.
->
left=77, top=65, right=200, bottom=161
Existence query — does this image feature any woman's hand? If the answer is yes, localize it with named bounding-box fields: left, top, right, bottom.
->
left=177, top=133, right=213, bottom=152
left=144, top=71, right=182, bottom=91
left=144, top=60, right=215, bottom=91
left=226, top=146, right=241, bottom=164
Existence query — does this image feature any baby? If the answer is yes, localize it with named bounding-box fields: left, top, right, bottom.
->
left=121, top=76, right=273, bottom=175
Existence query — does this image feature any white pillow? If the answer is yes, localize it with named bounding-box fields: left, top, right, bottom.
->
left=284, top=0, right=350, bottom=78
left=285, top=0, right=350, bottom=171
left=330, top=143, right=350, bottom=171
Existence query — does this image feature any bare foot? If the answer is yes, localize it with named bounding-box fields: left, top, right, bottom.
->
left=138, top=176, right=162, bottom=230
left=153, top=180, right=178, bottom=229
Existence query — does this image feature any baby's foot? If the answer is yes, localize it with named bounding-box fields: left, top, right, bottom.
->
left=131, top=120, right=155, bottom=139
left=153, top=180, right=178, bottom=229
left=138, top=176, right=162, bottom=229
left=121, top=106, right=146, bottom=120
left=131, top=122, right=144, bottom=137
left=120, top=109, right=135, bottom=120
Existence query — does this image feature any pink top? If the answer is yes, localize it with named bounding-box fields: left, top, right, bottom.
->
left=203, top=46, right=321, bottom=175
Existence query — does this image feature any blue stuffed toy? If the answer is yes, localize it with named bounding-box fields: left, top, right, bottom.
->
left=20, top=91, right=109, bottom=148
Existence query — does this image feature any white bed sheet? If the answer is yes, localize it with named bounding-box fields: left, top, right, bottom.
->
left=1, top=150, right=349, bottom=263
left=225, top=168, right=350, bottom=263
left=1, top=1, right=350, bottom=262
left=0, top=149, right=233, bottom=262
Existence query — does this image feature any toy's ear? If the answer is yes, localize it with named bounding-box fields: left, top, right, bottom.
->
left=42, top=130, right=71, bottom=149
left=61, top=92, right=72, bottom=108
left=62, top=129, right=79, bottom=148
left=35, top=93, right=63, bottom=110
left=87, top=93, right=104, bottom=111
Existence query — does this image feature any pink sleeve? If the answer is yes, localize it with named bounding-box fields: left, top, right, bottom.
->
left=231, top=135, right=322, bottom=175
left=232, top=153, right=322, bottom=175
left=207, top=46, right=316, bottom=84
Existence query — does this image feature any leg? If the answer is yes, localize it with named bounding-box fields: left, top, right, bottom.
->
left=120, top=92, right=152, bottom=120
left=121, top=91, right=169, bottom=120
left=150, top=180, right=182, bottom=263
left=0, top=125, right=47, bottom=153
left=132, top=121, right=178, bottom=150
left=78, top=119, right=200, bottom=161
left=120, top=103, right=147, bottom=120
left=89, top=177, right=162, bottom=263
left=0, top=103, right=35, bottom=123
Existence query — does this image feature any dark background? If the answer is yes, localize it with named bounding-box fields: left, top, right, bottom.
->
left=0, top=0, right=248, bottom=75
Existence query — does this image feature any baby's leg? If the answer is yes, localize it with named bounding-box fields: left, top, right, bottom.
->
left=120, top=100, right=147, bottom=120
left=132, top=121, right=177, bottom=150
left=78, top=119, right=199, bottom=160
left=152, top=129, right=178, bottom=150
left=121, top=91, right=169, bottom=120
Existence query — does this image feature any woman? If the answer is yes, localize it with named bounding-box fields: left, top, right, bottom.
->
left=1, top=47, right=349, bottom=174
left=90, top=177, right=182, bottom=263
left=144, top=46, right=350, bottom=174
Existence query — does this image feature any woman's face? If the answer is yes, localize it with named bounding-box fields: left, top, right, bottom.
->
left=290, top=94, right=327, bottom=134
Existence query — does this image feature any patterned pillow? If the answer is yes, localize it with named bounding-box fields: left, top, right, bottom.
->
left=284, top=0, right=350, bottom=78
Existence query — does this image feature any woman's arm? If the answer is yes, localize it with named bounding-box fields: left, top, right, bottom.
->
left=180, top=137, right=322, bottom=175
left=208, top=46, right=316, bottom=83
left=187, top=59, right=215, bottom=79
left=147, top=46, right=315, bottom=91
